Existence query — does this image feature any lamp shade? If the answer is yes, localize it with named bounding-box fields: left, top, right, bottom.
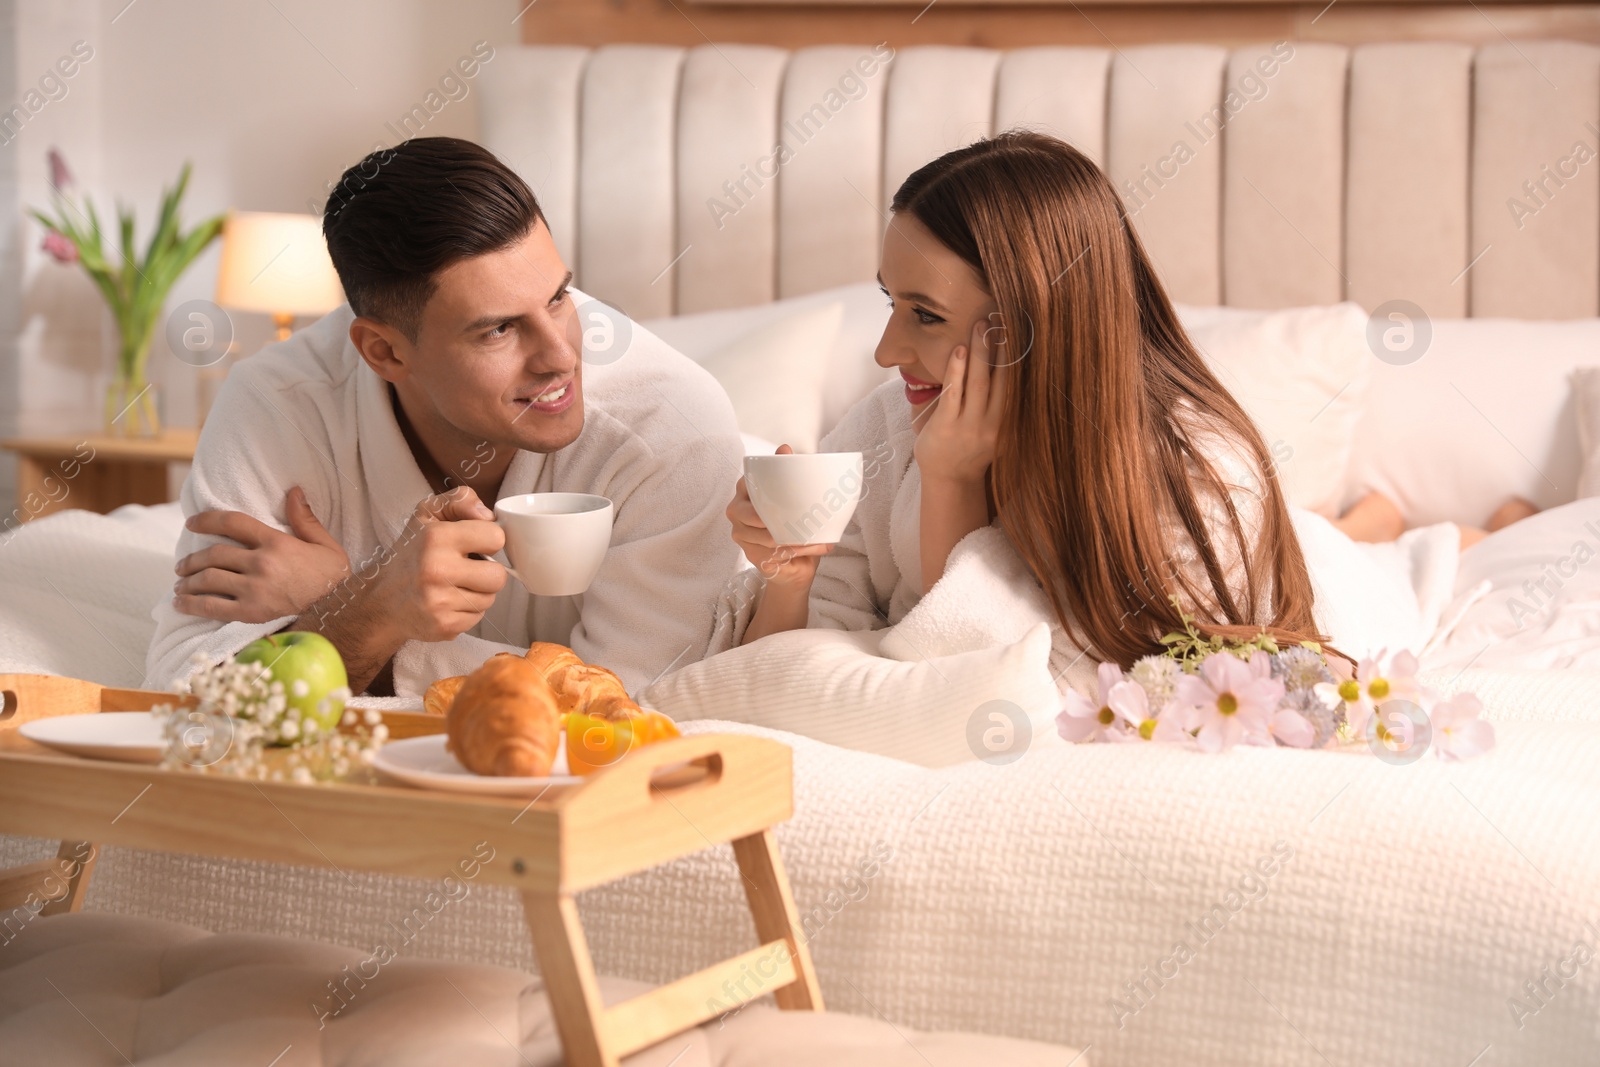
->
left=213, top=211, right=344, bottom=316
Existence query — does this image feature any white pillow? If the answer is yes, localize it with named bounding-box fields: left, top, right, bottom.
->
left=641, top=623, right=1063, bottom=769
left=642, top=282, right=895, bottom=438
left=1572, top=366, right=1600, bottom=499
left=1345, top=318, right=1598, bottom=528
left=1177, top=302, right=1372, bottom=518
left=690, top=302, right=843, bottom=453
left=740, top=432, right=779, bottom=457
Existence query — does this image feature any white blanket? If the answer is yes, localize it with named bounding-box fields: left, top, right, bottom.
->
left=879, top=525, right=1100, bottom=694
left=0, top=504, right=185, bottom=688
left=1426, top=497, right=1600, bottom=673
left=1291, top=508, right=1470, bottom=661
left=140, top=299, right=745, bottom=697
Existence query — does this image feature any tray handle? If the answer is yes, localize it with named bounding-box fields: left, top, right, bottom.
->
left=0, top=674, right=106, bottom=726
left=0, top=675, right=193, bottom=729
left=566, top=733, right=788, bottom=816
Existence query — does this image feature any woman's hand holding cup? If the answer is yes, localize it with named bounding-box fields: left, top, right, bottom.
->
left=728, top=444, right=834, bottom=588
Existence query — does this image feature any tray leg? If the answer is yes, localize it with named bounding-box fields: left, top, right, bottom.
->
left=38, top=841, right=97, bottom=916
left=37, top=838, right=96, bottom=915
left=522, top=890, right=614, bottom=1067
left=731, top=828, right=824, bottom=1011
left=0, top=841, right=96, bottom=917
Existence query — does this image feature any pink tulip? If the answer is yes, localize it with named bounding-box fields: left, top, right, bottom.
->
left=47, top=148, right=74, bottom=193
left=40, top=229, right=77, bottom=264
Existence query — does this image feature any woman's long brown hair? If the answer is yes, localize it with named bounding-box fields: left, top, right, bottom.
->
left=892, top=131, right=1321, bottom=667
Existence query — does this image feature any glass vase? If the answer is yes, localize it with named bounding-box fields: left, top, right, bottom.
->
left=104, top=378, right=162, bottom=437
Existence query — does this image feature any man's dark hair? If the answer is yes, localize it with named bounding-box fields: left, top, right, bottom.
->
left=322, top=136, right=544, bottom=341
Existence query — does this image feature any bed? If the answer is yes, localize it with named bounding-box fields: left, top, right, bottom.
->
left=6, top=39, right=1600, bottom=1067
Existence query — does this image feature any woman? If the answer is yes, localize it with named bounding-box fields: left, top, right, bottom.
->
left=722, top=131, right=1322, bottom=673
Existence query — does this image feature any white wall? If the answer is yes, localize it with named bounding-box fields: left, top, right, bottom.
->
left=0, top=0, right=18, bottom=503
left=2, top=0, right=519, bottom=505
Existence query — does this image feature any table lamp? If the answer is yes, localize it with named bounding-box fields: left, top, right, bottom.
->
left=213, top=211, right=344, bottom=342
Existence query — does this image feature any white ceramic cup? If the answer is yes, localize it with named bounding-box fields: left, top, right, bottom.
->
left=743, top=451, right=864, bottom=546
left=492, top=493, right=614, bottom=597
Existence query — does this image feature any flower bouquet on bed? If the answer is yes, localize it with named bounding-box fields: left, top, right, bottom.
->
left=1058, top=605, right=1495, bottom=761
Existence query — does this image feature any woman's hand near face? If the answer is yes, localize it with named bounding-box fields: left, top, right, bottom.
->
left=727, top=444, right=833, bottom=644
left=912, top=317, right=1009, bottom=484
left=915, top=318, right=1009, bottom=593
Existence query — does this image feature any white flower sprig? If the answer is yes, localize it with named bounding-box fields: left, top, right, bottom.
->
left=150, top=652, right=382, bottom=783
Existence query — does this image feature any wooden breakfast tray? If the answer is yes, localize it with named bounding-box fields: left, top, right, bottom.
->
left=0, top=674, right=823, bottom=1066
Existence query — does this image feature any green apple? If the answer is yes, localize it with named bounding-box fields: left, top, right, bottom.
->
left=235, top=631, right=349, bottom=732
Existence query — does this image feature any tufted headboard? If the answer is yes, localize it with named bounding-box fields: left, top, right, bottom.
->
left=477, top=41, right=1600, bottom=323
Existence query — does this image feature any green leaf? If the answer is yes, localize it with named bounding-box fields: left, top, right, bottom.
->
left=28, top=207, right=66, bottom=239
left=145, top=213, right=222, bottom=298
left=143, top=165, right=186, bottom=269
left=118, top=201, right=136, bottom=271
left=84, top=197, right=104, bottom=251
left=117, top=201, right=142, bottom=302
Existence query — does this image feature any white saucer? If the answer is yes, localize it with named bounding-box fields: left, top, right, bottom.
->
left=372, top=733, right=581, bottom=796
left=19, top=712, right=165, bottom=764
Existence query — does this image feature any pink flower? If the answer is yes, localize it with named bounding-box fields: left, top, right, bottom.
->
left=1095, top=674, right=1196, bottom=746
left=1315, top=649, right=1419, bottom=738
left=1175, top=652, right=1285, bottom=753
left=1058, top=662, right=1141, bottom=743
left=1429, top=692, right=1496, bottom=761
left=1114, top=696, right=1194, bottom=746
left=1266, top=706, right=1316, bottom=748
left=1240, top=651, right=1317, bottom=747
left=47, top=147, right=74, bottom=193
left=40, top=229, right=77, bottom=264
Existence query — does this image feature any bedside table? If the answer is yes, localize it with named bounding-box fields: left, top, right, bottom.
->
left=2, top=429, right=198, bottom=522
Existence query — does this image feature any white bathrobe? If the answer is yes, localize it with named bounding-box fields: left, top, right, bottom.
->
left=145, top=298, right=744, bottom=697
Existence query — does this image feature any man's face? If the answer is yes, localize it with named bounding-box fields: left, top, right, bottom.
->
left=391, top=219, right=583, bottom=455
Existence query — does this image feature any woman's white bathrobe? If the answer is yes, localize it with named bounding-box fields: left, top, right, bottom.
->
left=144, top=300, right=744, bottom=697
left=709, top=379, right=1268, bottom=690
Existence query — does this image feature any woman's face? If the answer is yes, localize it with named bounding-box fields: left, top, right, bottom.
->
left=874, top=212, right=998, bottom=419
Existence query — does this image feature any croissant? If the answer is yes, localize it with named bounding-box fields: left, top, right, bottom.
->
left=446, top=653, right=561, bottom=777
left=585, top=689, right=642, bottom=722
left=423, top=675, right=465, bottom=717
left=558, top=664, right=639, bottom=719
left=525, top=643, right=640, bottom=720
left=526, top=641, right=584, bottom=683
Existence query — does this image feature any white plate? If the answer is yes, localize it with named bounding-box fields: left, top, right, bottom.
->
left=19, top=712, right=165, bottom=764
left=372, top=733, right=581, bottom=796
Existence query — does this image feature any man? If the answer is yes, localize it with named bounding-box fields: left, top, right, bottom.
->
left=145, top=137, right=743, bottom=696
